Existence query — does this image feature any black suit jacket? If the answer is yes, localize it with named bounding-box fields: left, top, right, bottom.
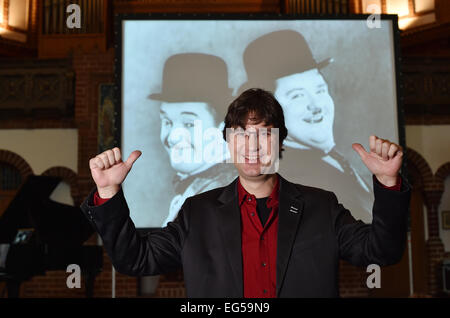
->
left=80, top=173, right=411, bottom=297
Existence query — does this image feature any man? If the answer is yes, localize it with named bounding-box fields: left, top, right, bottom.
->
left=82, top=88, right=410, bottom=297
left=239, top=30, right=373, bottom=221
left=149, top=53, right=237, bottom=226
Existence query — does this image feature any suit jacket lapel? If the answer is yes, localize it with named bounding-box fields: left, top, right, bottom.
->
left=217, top=178, right=243, bottom=297
left=215, top=175, right=304, bottom=297
left=276, top=174, right=304, bottom=296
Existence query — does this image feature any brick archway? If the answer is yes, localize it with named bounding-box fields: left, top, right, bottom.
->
left=435, top=162, right=450, bottom=186
left=41, top=166, right=81, bottom=206
left=406, top=147, right=442, bottom=235
left=0, top=149, right=34, bottom=180
left=406, top=147, right=435, bottom=191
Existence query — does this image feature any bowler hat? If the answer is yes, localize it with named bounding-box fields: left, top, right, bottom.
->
left=149, top=53, right=233, bottom=108
left=239, top=30, right=333, bottom=93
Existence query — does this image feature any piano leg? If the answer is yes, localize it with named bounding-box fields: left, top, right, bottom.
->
left=6, top=280, right=20, bottom=298
left=84, top=271, right=96, bottom=298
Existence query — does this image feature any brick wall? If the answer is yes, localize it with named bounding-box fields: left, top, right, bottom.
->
left=18, top=246, right=137, bottom=298
left=339, top=261, right=370, bottom=297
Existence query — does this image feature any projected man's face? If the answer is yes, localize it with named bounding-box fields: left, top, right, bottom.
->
left=159, top=102, right=221, bottom=175
left=227, top=117, right=276, bottom=178
left=274, top=68, right=335, bottom=152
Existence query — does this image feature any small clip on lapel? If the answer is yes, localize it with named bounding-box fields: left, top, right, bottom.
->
left=289, top=205, right=299, bottom=214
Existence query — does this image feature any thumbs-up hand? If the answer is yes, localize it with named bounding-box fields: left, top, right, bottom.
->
left=89, top=147, right=142, bottom=198
left=352, top=135, right=403, bottom=187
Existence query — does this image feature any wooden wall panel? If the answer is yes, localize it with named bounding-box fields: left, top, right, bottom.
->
left=114, top=0, right=281, bottom=13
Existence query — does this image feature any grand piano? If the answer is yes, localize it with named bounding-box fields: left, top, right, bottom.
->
left=0, top=175, right=103, bottom=297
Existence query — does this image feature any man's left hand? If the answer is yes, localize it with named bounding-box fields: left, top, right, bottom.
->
left=352, top=135, right=403, bottom=187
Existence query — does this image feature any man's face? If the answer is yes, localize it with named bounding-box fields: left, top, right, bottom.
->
left=227, top=117, right=278, bottom=178
left=274, top=68, right=335, bottom=150
left=160, top=102, right=221, bottom=174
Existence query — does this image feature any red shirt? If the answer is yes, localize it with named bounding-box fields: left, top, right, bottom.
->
left=237, top=175, right=280, bottom=298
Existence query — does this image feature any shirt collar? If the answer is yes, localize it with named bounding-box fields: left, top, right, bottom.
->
left=237, top=174, right=280, bottom=208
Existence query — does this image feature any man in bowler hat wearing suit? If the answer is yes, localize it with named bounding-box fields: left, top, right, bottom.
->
left=149, top=53, right=237, bottom=226
left=239, top=30, right=373, bottom=220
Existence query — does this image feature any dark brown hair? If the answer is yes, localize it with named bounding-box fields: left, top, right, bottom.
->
left=222, top=88, right=288, bottom=158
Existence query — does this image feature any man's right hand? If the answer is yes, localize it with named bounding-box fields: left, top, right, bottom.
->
left=89, top=147, right=142, bottom=198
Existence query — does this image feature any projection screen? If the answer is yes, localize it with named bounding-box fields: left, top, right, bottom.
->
left=117, top=15, right=404, bottom=228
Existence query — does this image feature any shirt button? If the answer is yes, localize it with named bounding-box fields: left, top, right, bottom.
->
left=263, top=289, right=268, bottom=294
left=248, top=197, right=251, bottom=201
left=262, top=262, right=266, bottom=267
left=250, top=212, right=255, bottom=216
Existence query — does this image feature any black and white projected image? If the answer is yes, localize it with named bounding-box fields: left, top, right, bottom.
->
left=121, top=19, right=399, bottom=227
left=238, top=29, right=374, bottom=221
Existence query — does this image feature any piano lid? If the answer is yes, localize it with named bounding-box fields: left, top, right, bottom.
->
left=0, top=175, right=61, bottom=242
left=30, top=198, right=95, bottom=247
